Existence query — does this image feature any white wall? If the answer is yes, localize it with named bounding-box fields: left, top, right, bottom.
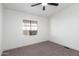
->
left=50, top=4, right=79, bottom=51
left=3, top=8, right=49, bottom=50
left=0, top=4, right=3, bottom=55
left=4, top=3, right=79, bottom=52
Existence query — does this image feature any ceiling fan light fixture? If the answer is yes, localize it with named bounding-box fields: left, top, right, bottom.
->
left=31, top=3, right=59, bottom=11
left=42, top=3, right=47, bottom=6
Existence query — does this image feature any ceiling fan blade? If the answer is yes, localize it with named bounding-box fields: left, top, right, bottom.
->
left=48, top=3, right=59, bottom=6
left=43, top=6, right=45, bottom=11
left=31, top=3, right=41, bottom=7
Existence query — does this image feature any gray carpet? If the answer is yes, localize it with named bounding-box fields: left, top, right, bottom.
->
left=2, top=41, right=79, bottom=56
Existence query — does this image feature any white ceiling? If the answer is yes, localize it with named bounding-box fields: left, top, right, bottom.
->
left=3, top=3, right=72, bottom=18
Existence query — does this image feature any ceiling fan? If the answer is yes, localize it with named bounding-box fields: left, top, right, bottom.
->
left=31, top=3, right=59, bottom=11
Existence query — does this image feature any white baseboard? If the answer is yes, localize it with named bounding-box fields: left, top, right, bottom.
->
left=3, top=40, right=48, bottom=51
left=49, top=40, right=79, bottom=51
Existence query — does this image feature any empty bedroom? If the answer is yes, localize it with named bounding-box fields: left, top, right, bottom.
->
left=0, top=3, right=79, bottom=56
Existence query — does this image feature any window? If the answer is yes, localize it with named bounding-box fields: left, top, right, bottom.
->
left=23, top=20, right=38, bottom=35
